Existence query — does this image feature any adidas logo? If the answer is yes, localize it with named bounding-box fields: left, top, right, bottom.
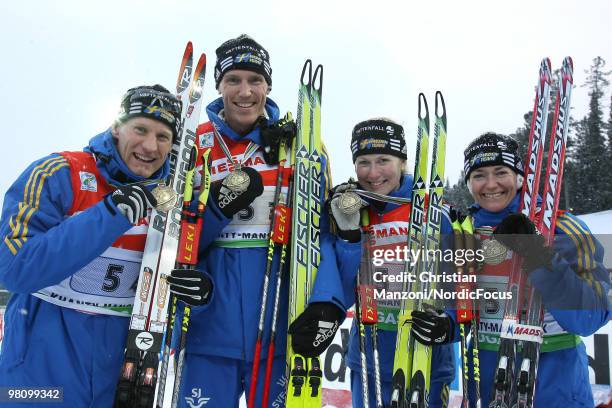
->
left=312, top=320, right=338, bottom=347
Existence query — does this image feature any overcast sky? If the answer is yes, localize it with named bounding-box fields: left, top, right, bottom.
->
left=1, top=0, right=611, bottom=210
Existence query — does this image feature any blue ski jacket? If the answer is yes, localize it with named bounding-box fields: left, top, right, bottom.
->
left=468, top=193, right=610, bottom=407
left=344, top=175, right=457, bottom=407
left=184, top=97, right=354, bottom=361
left=0, top=129, right=170, bottom=407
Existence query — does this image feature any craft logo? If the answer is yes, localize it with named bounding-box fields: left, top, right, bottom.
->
left=386, top=125, right=395, bottom=136
left=234, top=52, right=263, bottom=66
left=471, top=152, right=499, bottom=166
left=496, top=140, right=508, bottom=150
left=145, top=105, right=175, bottom=124
left=359, top=137, right=388, bottom=150
left=79, top=171, right=97, bottom=192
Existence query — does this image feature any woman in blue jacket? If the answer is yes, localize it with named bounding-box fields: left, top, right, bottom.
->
left=327, top=118, right=457, bottom=408
left=463, top=132, right=610, bottom=407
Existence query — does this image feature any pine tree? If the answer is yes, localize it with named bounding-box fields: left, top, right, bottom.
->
left=570, top=57, right=610, bottom=214
left=445, top=172, right=473, bottom=213
left=606, top=92, right=612, bottom=208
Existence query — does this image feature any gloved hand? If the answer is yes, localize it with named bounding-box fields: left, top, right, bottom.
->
left=213, top=167, right=264, bottom=218
left=411, top=307, right=453, bottom=345
left=327, top=181, right=368, bottom=243
left=106, top=184, right=157, bottom=225
left=259, top=114, right=297, bottom=165
left=167, top=268, right=213, bottom=306
left=493, top=213, right=554, bottom=272
left=288, top=302, right=344, bottom=357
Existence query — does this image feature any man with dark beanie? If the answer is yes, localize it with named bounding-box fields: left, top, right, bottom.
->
left=0, top=84, right=213, bottom=407
left=175, top=34, right=351, bottom=407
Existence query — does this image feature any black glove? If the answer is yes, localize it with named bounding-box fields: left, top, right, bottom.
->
left=106, top=184, right=157, bottom=225
left=167, top=268, right=213, bottom=306
left=493, top=213, right=554, bottom=272
left=288, top=302, right=343, bottom=357
left=213, top=167, right=264, bottom=218
left=259, top=114, right=297, bottom=165
left=411, top=307, right=453, bottom=345
left=327, top=181, right=367, bottom=243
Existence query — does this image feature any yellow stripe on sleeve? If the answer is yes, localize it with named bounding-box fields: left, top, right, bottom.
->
left=556, top=218, right=591, bottom=270
left=5, top=156, right=69, bottom=254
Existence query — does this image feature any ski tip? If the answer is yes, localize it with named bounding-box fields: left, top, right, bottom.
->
left=312, top=64, right=323, bottom=93
left=195, top=53, right=207, bottom=71
left=177, top=43, right=195, bottom=93
left=301, top=60, right=313, bottom=86
left=563, top=56, right=574, bottom=79
left=418, top=93, right=429, bottom=120
left=184, top=41, right=194, bottom=57
left=435, top=91, right=446, bottom=121
left=194, top=53, right=207, bottom=82
left=540, top=58, right=552, bottom=82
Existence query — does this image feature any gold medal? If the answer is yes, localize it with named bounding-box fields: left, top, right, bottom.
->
left=223, top=169, right=250, bottom=193
left=338, top=191, right=362, bottom=215
left=482, top=238, right=508, bottom=265
left=151, top=183, right=178, bottom=213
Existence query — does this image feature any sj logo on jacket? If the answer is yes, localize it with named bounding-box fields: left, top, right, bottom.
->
left=185, top=388, right=210, bottom=408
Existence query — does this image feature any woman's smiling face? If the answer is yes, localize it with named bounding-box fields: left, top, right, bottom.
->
left=468, top=165, right=518, bottom=212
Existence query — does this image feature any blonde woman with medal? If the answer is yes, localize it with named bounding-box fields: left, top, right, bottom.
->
left=327, top=118, right=458, bottom=408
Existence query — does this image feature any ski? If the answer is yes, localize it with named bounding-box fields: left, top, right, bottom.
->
left=165, top=148, right=211, bottom=408
left=286, top=60, right=323, bottom=408
left=390, top=93, right=431, bottom=408
left=452, top=211, right=480, bottom=408
left=262, top=146, right=294, bottom=408
left=407, top=91, right=447, bottom=408
left=355, top=209, right=384, bottom=408
left=249, top=122, right=293, bottom=408
left=512, top=56, right=574, bottom=408
left=114, top=42, right=207, bottom=408
left=489, top=58, right=553, bottom=408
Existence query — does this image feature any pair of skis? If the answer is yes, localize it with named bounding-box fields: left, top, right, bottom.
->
left=286, top=60, right=324, bottom=408
left=114, top=42, right=208, bottom=408
left=390, top=91, right=447, bottom=408
left=490, top=57, right=574, bottom=408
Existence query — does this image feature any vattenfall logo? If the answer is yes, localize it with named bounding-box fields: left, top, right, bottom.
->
left=357, top=125, right=385, bottom=134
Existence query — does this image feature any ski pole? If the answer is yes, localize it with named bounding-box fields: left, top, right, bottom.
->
left=261, top=171, right=293, bottom=408
left=248, top=135, right=291, bottom=408
left=167, top=148, right=212, bottom=408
